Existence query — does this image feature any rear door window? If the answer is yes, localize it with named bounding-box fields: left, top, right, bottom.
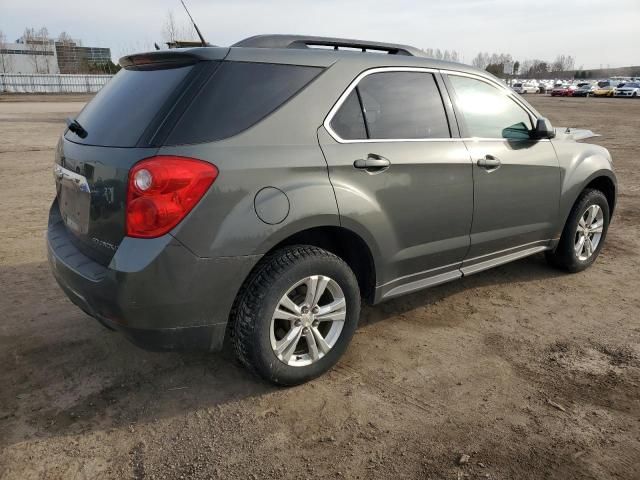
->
left=329, top=71, right=451, bottom=140
left=166, top=62, right=322, bottom=145
left=357, top=71, right=450, bottom=140
left=67, top=65, right=194, bottom=147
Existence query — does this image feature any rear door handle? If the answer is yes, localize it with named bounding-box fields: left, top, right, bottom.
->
left=353, top=154, right=390, bottom=173
left=477, top=155, right=501, bottom=170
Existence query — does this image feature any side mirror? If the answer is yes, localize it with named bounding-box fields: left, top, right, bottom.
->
left=533, top=117, right=555, bottom=139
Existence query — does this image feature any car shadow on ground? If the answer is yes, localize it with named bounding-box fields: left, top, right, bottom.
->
left=0, top=253, right=564, bottom=447
left=358, top=252, right=565, bottom=328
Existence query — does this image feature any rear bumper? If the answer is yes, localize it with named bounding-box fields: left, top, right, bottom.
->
left=47, top=200, right=261, bottom=351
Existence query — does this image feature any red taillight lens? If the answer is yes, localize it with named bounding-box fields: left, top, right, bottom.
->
left=126, top=156, right=218, bottom=238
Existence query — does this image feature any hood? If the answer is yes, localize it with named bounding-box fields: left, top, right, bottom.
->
left=553, top=127, right=600, bottom=142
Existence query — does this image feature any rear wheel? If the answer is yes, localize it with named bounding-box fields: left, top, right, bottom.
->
left=546, top=189, right=610, bottom=272
left=231, top=246, right=360, bottom=385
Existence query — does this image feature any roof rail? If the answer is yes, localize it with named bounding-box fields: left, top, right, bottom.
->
left=231, top=34, right=424, bottom=57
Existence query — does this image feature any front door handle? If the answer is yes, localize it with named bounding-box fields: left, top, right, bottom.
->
left=477, top=155, right=501, bottom=170
left=354, top=154, right=391, bottom=173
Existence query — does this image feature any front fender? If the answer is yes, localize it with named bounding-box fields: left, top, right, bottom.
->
left=553, top=140, right=617, bottom=236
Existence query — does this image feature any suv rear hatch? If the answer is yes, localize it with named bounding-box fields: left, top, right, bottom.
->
left=55, top=49, right=228, bottom=265
left=55, top=47, right=324, bottom=266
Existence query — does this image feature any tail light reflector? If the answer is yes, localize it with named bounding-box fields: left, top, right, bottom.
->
left=126, top=156, right=218, bottom=238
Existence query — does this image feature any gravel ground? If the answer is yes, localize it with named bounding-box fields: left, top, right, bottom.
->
left=0, top=94, right=638, bottom=480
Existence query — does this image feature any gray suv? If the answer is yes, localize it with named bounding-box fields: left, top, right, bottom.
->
left=48, top=35, right=616, bottom=385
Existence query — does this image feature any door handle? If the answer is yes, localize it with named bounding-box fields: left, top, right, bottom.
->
left=353, top=154, right=390, bottom=173
left=477, top=155, right=501, bottom=170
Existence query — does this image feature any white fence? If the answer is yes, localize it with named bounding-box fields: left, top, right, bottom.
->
left=0, top=74, right=113, bottom=93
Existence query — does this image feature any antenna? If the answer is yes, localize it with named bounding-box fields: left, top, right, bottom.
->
left=180, top=0, right=207, bottom=47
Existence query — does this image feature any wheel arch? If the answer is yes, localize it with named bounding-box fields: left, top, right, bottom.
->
left=556, top=169, right=617, bottom=245
left=584, top=174, right=616, bottom=216
left=266, top=225, right=377, bottom=303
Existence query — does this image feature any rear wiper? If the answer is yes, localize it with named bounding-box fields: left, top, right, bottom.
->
left=66, top=117, right=88, bottom=139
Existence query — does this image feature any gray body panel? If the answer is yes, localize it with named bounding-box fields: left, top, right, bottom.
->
left=47, top=42, right=617, bottom=352
left=317, top=128, right=474, bottom=297
left=462, top=138, right=561, bottom=267
left=47, top=200, right=259, bottom=351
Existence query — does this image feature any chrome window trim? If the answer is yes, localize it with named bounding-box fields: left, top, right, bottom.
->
left=323, top=66, right=542, bottom=144
left=461, top=137, right=550, bottom=143
left=323, top=66, right=457, bottom=144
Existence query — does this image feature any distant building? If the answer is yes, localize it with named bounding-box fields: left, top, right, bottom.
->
left=0, top=38, right=59, bottom=74
left=0, top=35, right=112, bottom=74
left=55, top=40, right=112, bottom=74
left=166, top=40, right=204, bottom=49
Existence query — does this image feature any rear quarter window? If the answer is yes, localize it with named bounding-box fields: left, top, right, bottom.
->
left=165, top=62, right=323, bottom=145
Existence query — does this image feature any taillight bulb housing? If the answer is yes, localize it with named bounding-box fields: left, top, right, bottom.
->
left=126, top=156, right=218, bottom=238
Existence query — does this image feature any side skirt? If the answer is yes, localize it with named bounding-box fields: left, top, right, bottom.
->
left=374, top=243, right=551, bottom=303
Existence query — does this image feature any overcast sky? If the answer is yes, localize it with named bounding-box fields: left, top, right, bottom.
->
left=2, top=0, right=638, bottom=69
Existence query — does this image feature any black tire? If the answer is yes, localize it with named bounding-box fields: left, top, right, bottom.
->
left=231, top=245, right=360, bottom=386
left=545, top=189, right=610, bottom=273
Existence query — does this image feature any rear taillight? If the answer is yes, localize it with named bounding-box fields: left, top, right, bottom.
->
left=126, top=156, right=218, bottom=238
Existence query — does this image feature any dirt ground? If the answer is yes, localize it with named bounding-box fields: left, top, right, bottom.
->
left=0, top=94, right=638, bottom=480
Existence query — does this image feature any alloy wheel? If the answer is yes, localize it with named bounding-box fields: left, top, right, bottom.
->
left=574, top=204, right=604, bottom=261
left=270, top=275, right=347, bottom=367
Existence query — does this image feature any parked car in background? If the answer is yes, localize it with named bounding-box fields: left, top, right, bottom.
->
left=572, top=84, right=596, bottom=97
left=539, top=82, right=553, bottom=94
left=47, top=34, right=618, bottom=385
left=593, top=85, right=616, bottom=97
left=551, top=84, right=573, bottom=96
left=513, top=82, right=538, bottom=94
left=614, top=82, right=640, bottom=97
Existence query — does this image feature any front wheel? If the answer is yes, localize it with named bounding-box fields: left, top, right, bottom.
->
left=231, top=246, right=361, bottom=385
left=546, top=189, right=610, bottom=273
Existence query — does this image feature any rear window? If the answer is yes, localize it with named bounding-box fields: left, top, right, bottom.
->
left=165, top=62, right=322, bottom=145
left=66, top=65, right=193, bottom=147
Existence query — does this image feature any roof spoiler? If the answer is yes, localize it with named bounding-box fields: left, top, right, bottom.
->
left=119, top=48, right=228, bottom=69
left=232, top=34, right=425, bottom=57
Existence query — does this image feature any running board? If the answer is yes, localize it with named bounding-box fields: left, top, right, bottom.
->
left=381, top=270, right=462, bottom=300
left=377, top=245, right=549, bottom=302
left=460, top=245, right=548, bottom=276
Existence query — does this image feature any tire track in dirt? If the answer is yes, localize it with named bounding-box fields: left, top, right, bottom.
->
left=333, top=363, right=436, bottom=414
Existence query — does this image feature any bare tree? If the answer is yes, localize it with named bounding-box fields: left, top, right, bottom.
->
left=551, top=54, right=575, bottom=72
left=162, top=10, right=196, bottom=46
left=472, top=52, right=490, bottom=69
left=0, top=30, right=14, bottom=73
left=23, top=27, right=53, bottom=73
left=57, top=31, right=74, bottom=45
left=162, top=11, right=179, bottom=44
left=422, top=48, right=460, bottom=62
